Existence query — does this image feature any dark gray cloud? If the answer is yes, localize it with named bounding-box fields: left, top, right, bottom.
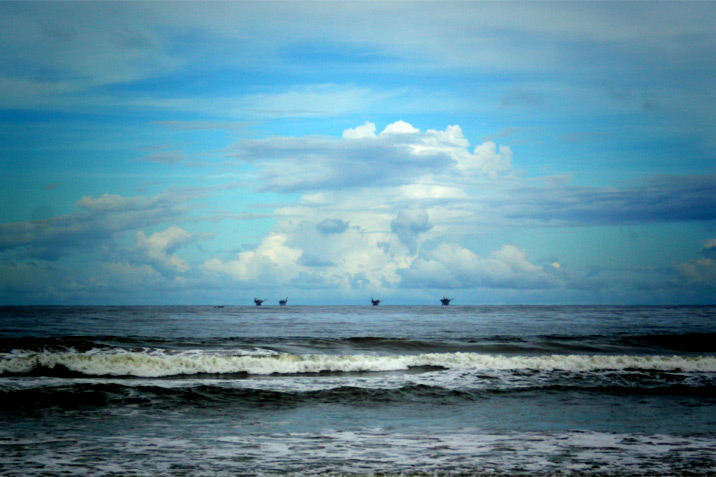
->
left=495, top=175, right=716, bottom=226
left=316, top=218, right=349, bottom=235
left=390, top=209, right=432, bottom=253
left=299, top=253, right=334, bottom=267
left=229, top=133, right=454, bottom=193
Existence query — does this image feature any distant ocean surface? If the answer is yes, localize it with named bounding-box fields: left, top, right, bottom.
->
left=2, top=305, right=716, bottom=475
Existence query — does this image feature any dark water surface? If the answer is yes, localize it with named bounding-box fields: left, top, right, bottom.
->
left=2, top=305, right=715, bottom=475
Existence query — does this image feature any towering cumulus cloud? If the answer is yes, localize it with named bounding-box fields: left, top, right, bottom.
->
left=199, top=120, right=557, bottom=299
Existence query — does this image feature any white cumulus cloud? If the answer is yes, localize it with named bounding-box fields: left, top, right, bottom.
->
left=202, top=234, right=303, bottom=284
left=380, top=120, right=420, bottom=136
left=400, top=243, right=561, bottom=290
left=134, top=225, right=196, bottom=274
left=230, top=120, right=514, bottom=193
left=342, top=121, right=378, bottom=139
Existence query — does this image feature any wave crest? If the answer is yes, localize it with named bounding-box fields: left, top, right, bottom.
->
left=2, top=350, right=715, bottom=378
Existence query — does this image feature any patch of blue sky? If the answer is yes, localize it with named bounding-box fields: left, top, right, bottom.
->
left=508, top=223, right=708, bottom=269
left=514, top=134, right=693, bottom=187
left=0, top=175, right=66, bottom=223
left=0, top=109, right=99, bottom=123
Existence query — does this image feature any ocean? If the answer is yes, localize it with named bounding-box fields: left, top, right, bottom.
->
left=1, top=305, right=715, bottom=475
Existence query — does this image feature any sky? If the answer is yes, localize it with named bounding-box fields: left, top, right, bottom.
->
left=1, top=1, right=715, bottom=305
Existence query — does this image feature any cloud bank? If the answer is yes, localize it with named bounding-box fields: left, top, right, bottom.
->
left=2, top=121, right=714, bottom=304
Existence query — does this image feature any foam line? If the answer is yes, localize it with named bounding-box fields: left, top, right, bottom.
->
left=2, top=350, right=715, bottom=378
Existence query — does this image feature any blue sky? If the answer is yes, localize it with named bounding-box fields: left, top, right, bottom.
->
left=1, top=1, right=715, bottom=305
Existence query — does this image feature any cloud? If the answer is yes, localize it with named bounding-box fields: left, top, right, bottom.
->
left=3, top=0, right=715, bottom=145
left=701, top=239, right=716, bottom=258
left=342, top=122, right=377, bottom=139
left=229, top=121, right=514, bottom=193
left=678, top=258, right=716, bottom=288
left=218, top=122, right=716, bottom=301
left=500, top=89, right=545, bottom=108
left=231, top=122, right=716, bottom=237
left=3, top=0, right=715, bottom=307
left=200, top=222, right=564, bottom=295
left=4, top=116, right=714, bottom=304
left=676, top=238, right=716, bottom=289
left=235, top=83, right=384, bottom=118
left=381, top=120, right=420, bottom=136
left=299, top=253, right=334, bottom=268
left=495, top=175, right=716, bottom=226
left=155, top=120, right=250, bottom=131
left=0, top=2, right=176, bottom=109
left=316, top=218, right=349, bottom=235
left=202, top=233, right=303, bottom=284
left=136, top=150, right=187, bottom=164
left=0, top=193, right=186, bottom=260
left=133, top=225, right=197, bottom=274
left=400, top=243, right=561, bottom=290
left=277, top=214, right=404, bottom=292
left=390, top=209, right=432, bottom=253
left=459, top=141, right=513, bottom=177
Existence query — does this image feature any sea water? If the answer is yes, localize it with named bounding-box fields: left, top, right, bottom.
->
left=1, top=305, right=715, bottom=475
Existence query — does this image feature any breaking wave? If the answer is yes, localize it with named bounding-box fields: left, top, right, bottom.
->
left=3, top=349, right=716, bottom=378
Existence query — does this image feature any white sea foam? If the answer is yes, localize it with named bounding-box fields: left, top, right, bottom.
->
left=6, top=426, right=714, bottom=476
left=2, top=349, right=716, bottom=377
